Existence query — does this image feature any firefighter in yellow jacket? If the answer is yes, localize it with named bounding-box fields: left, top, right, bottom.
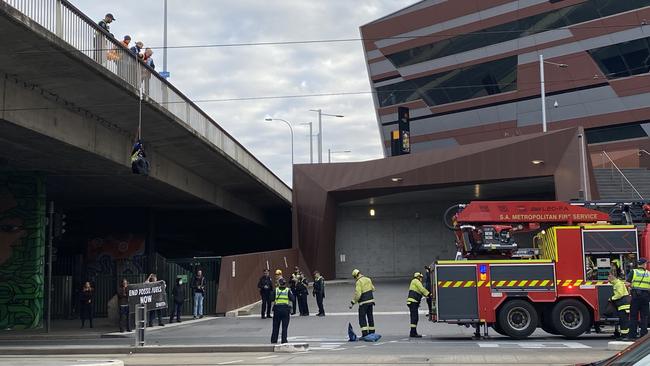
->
left=350, top=269, right=376, bottom=337
left=407, top=272, right=431, bottom=338
left=609, top=272, right=630, bottom=340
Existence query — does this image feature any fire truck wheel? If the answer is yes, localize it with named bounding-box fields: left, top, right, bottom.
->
left=491, top=323, right=507, bottom=336
left=551, top=299, right=591, bottom=338
left=498, top=300, right=538, bottom=339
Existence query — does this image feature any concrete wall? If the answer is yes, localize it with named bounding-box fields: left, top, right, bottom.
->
left=334, top=202, right=456, bottom=278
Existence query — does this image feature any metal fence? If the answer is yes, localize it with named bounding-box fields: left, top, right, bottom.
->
left=164, top=257, right=221, bottom=316
left=1, top=0, right=290, bottom=201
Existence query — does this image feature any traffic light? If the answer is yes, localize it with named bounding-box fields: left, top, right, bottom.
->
left=52, top=212, right=66, bottom=238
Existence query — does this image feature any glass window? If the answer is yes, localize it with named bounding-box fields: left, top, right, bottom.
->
left=385, top=0, right=650, bottom=68
left=589, top=37, right=650, bottom=78
left=586, top=122, right=649, bottom=144
left=376, top=56, right=517, bottom=108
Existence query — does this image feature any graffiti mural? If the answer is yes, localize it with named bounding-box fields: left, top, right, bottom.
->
left=0, top=174, right=46, bottom=330
left=86, top=234, right=145, bottom=277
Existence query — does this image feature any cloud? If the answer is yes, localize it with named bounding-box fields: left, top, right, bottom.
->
left=71, top=0, right=416, bottom=184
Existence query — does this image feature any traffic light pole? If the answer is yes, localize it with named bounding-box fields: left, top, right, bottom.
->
left=46, top=201, right=54, bottom=333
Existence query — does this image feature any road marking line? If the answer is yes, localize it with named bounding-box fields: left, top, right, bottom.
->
left=354, top=345, right=367, bottom=348
left=372, top=342, right=385, bottom=346
left=256, top=355, right=279, bottom=360
left=478, top=343, right=499, bottom=348
left=389, top=340, right=398, bottom=343
left=217, top=360, right=243, bottom=365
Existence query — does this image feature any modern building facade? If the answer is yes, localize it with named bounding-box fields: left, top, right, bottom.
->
left=361, top=0, right=650, bottom=166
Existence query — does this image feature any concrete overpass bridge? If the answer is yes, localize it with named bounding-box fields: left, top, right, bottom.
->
left=0, top=0, right=292, bottom=328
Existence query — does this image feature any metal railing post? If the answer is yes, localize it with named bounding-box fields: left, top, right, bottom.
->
left=135, top=304, right=146, bottom=347
left=55, top=0, right=63, bottom=37
left=601, top=151, right=644, bottom=199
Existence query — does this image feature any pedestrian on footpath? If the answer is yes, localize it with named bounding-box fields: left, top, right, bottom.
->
left=627, top=258, right=650, bottom=339
left=170, top=277, right=185, bottom=323
left=117, top=278, right=130, bottom=332
left=79, top=281, right=94, bottom=329
left=146, top=274, right=165, bottom=327
left=608, top=272, right=630, bottom=340
left=297, top=275, right=310, bottom=316
left=350, top=269, right=376, bottom=337
left=258, top=269, right=273, bottom=319
left=407, top=272, right=431, bottom=338
left=313, top=270, right=325, bottom=316
left=271, top=277, right=294, bottom=344
left=192, top=269, right=206, bottom=319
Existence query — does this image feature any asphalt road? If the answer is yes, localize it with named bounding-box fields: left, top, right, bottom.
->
left=0, top=279, right=625, bottom=365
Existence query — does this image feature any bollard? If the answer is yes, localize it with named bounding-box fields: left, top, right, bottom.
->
left=135, top=304, right=146, bottom=347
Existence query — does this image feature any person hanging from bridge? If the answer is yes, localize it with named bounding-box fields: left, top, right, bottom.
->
left=407, top=272, right=432, bottom=338
left=350, top=269, right=376, bottom=337
left=131, top=139, right=150, bottom=176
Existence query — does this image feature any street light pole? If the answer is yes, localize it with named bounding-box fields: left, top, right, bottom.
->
left=163, top=0, right=168, bottom=78
left=328, top=149, right=352, bottom=163
left=540, top=54, right=547, bottom=133
left=264, top=117, right=294, bottom=167
left=317, top=109, right=322, bottom=163
left=310, top=109, right=344, bottom=163
left=299, top=122, right=313, bottom=163
left=539, top=54, right=568, bottom=133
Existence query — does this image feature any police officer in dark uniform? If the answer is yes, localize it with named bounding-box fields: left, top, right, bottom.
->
left=627, top=258, right=650, bottom=339
left=271, top=277, right=294, bottom=344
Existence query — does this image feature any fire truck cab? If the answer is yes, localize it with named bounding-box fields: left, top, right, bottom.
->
left=433, top=201, right=650, bottom=339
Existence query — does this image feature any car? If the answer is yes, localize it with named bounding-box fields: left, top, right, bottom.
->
left=583, top=336, right=650, bottom=365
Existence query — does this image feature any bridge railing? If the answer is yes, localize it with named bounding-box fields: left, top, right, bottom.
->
left=2, top=0, right=291, bottom=200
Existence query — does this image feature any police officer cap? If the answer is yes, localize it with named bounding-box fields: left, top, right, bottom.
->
left=278, top=277, right=286, bottom=286
left=414, top=272, right=423, bottom=278
left=275, top=269, right=282, bottom=275
left=639, top=258, right=648, bottom=265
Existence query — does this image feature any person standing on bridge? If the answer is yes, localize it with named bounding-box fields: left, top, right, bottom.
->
left=271, top=277, right=294, bottom=344
left=627, top=258, right=650, bottom=339
left=94, top=13, right=115, bottom=64
left=350, top=269, right=376, bottom=337
left=407, top=272, right=431, bottom=338
left=258, top=269, right=273, bottom=319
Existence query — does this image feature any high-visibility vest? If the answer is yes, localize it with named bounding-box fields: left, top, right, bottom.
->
left=353, top=276, right=375, bottom=305
left=407, top=278, right=430, bottom=305
left=275, top=288, right=289, bottom=305
left=611, top=279, right=631, bottom=311
left=631, top=269, right=650, bottom=290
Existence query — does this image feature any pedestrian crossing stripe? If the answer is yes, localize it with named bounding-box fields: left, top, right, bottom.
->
left=437, top=279, right=608, bottom=288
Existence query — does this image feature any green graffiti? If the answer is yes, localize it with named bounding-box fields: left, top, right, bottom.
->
left=0, top=174, right=45, bottom=330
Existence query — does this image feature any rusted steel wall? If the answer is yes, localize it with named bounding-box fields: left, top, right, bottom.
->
left=216, top=248, right=298, bottom=314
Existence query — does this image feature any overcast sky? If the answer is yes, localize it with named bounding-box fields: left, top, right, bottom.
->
left=71, top=0, right=416, bottom=185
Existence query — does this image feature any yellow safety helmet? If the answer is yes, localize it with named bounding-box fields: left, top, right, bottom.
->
left=275, top=269, right=283, bottom=275
left=352, top=269, right=360, bottom=278
left=414, top=272, right=423, bottom=278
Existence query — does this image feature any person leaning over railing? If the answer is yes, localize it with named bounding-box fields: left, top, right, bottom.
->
left=94, top=13, right=115, bottom=64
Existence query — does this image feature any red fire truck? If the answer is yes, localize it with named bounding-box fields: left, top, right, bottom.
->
left=432, top=201, right=650, bottom=339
